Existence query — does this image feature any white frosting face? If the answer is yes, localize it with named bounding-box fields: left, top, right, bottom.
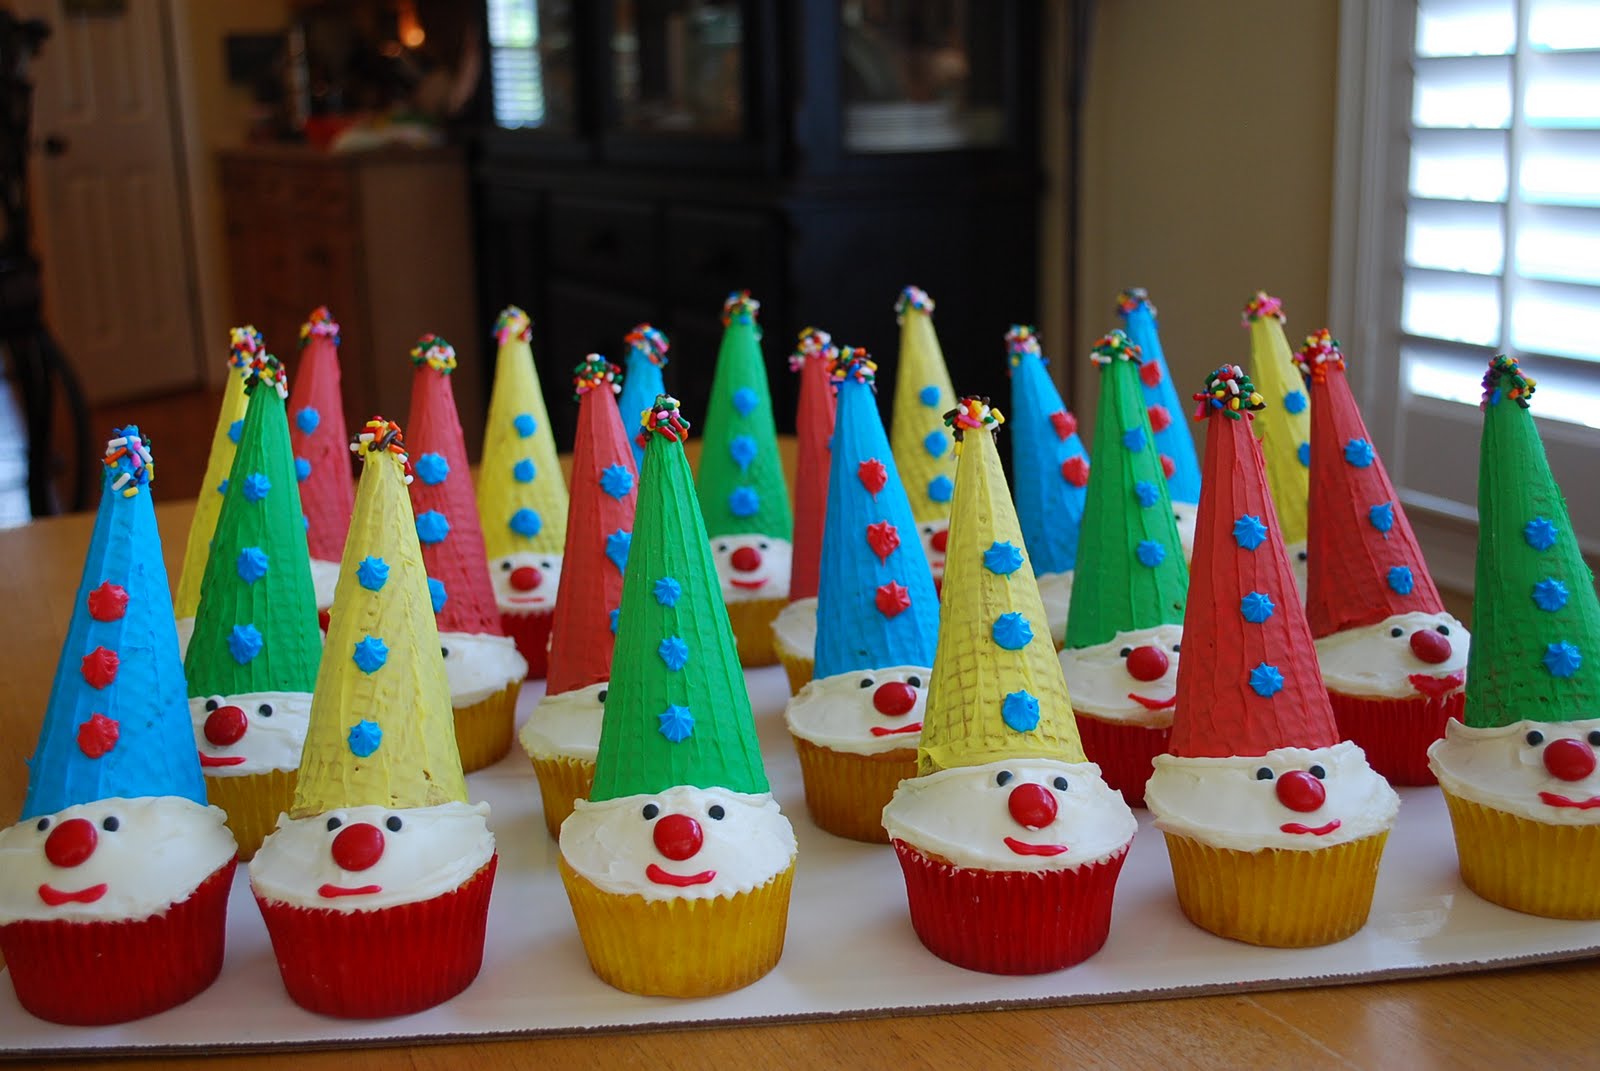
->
left=189, top=690, right=312, bottom=776
left=1172, top=501, right=1198, bottom=561
left=491, top=551, right=564, bottom=614
left=709, top=535, right=792, bottom=604
left=1058, top=624, right=1183, bottom=727
left=520, top=679, right=607, bottom=762
left=249, top=801, right=495, bottom=912
left=881, top=759, right=1137, bottom=872
left=310, top=558, right=340, bottom=611
left=916, top=519, right=949, bottom=583
left=0, top=797, right=236, bottom=924
left=771, top=596, right=817, bottom=660
left=1286, top=539, right=1309, bottom=600
left=1429, top=717, right=1600, bottom=825
left=1315, top=611, right=1470, bottom=699
left=1145, top=741, right=1400, bottom=851
left=1037, top=570, right=1074, bottom=649
left=560, top=785, right=796, bottom=901
left=785, top=665, right=930, bottom=755
left=441, top=631, right=528, bottom=706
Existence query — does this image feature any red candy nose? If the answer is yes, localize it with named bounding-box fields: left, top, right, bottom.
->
left=1007, top=782, right=1059, bottom=830
left=204, top=705, right=248, bottom=746
left=510, top=565, right=542, bottom=592
left=44, top=818, right=98, bottom=868
left=930, top=529, right=949, bottom=554
left=730, top=546, right=763, bottom=573
left=330, top=823, right=386, bottom=871
left=1276, top=770, right=1327, bottom=813
left=873, top=681, right=918, bottom=716
left=652, top=813, right=704, bottom=861
left=1543, top=738, right=1597, bottom=782
left=1125, top=645, right=1170, bottom=682
left=1409, top=629, right=1452, bottom=664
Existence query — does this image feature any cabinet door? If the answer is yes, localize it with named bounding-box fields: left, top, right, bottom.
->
left=544, top=279, right=656, bottom=448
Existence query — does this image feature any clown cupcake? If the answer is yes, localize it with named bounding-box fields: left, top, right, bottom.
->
left=889, top=286, right=957, bottom=587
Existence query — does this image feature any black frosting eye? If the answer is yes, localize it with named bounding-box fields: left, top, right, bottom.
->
left=257, top=703, right=273, bottom=717
left=907, top=675, right=922, bottom=688
left=1437, top=625, right=1450, bottom=635
left=1119, top=647, right=1132, bottom=658
left=1172, top=644, right=1181, bottom=652
left=326, top=816, right=343, bottom=832
left=597, top=688, right=608, bottom=703
left=996, top=770, right=1013, bottom=786
left=1052, top=776, right=1069, bottom=791
left=1390, top=627, right=1404, bottom=638
left=858, top=677, right=874, bottom=689
left=102, top=816, right=120, bottom=832
left=1297, top=550, right=1308, bottom=561
left=708, top=804, right=726, bottom=820
left=386, top=815, right=403, bottom=832
left=1589, top=731, right=1600, bottom=747
left=1309, top=765, right=1327, bottom=779
left=716, top=543, right=728, bottom=553
left=642, top=803, right=659, bottom=820
left=541, top=561, right=554, bottom=570
left=759, top=541, right=769, bottom=550
left=205, top=698, right=219, bottom=712
left=1526, top=730, right=1546, bottom=746
left=1256, top=767, right=1274, bottom=781
left=441, top=647, right=451, bottom=659
left=500, top=561, right=511, bottom=571
left=35, top=817, right=50, bottom=832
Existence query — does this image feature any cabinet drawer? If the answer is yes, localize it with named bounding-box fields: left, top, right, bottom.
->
left=664, top=206, right=780, bottom=308
left=548, top=196, right=656, bottom=290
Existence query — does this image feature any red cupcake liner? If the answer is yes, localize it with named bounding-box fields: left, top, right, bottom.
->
left=0, top=859, right=236, bottom=1025
left=1074, top=712, right=1171, bottom=808
left=891, top=840, right=1129, bottom=974
left=1328, top=688, right=1464, bottom=786
left=254, top=856, right=497, bottom=1018
left=502, top=609, right=554, bottom=680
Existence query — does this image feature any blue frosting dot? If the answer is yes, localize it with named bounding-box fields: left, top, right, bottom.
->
left=1344, top=438, right=1375, bottom=467
left=731, top=387, right=759, bottom=417
left=1122, top=426, right=1147, bottom=453
left=347, top=719, right=382, bottom=758
left=1297, top=441, right=1312, bottom=467
left=1533, top=578, right=1569, bottom=613
left=236, top=547, right=269, bottom=584
left=927, top=475, right=954, bottom=503
left=992, top=612, right=1035, bottom=651
left=428, top=577, right=448, bottom=613
left=510, top=509, right=543, bottom=537
left=609, top=608, right=620, bottom=634
left=1001, top=690, right=1041, bottom=733
left=295, top=457, right=312, bottom=482
left=1543, top=641, right=1583, bottom=678
left=983, top=541, right=1024, bottom=576
left=296, top=406, right=321, bottom=435
left=352, top=636, right=389, bottom=674
left=228, top=419, right=244, bottom=445
left=1135, top=540, right=1167, bottom=568
left=242, top=473, right=272, bottom=502
left=1133, top=480, right=1160, bottom=508
left=1525, top=516, right=1559, bottom=551
left=1369, top=502, right=1395, bottom=533
left=357, top=556, right=389, bottom=591
left=1388, top=565, right=1415, bottom=595
left=512, top=458, right=536, bottom=483
left=600, top=464, right=633, bottom=499
left=416, top=510, right=451, bottom=545
left=1249, top=662, right=1285, bottom=697
left=654, top=577, right=681, bottom=606
left=923, top=430, right=948, bottom=458
left=606, top=529, right=632, bottom=571
left=1283, top=389, right=1307, bottom=414
left=216, top=478, right=229, bottom=496
left=919, top=384, right=941, bottom=407
left=658, top=636, right=689, bottom=671
left=729, top=486, right=761, bottom=518
left=658, top=704, right=695, bottom=742
left=227, top=624, right=263, bottom=665
left=1233, top=514, right=1268, bottom=550
left=415, top=452, right=450, bottom=486
left=513, top=413, right=537, bottom=438
left=730, top=434, right=758, bottom=469
left=1241, top=591, right=1275, bottom=623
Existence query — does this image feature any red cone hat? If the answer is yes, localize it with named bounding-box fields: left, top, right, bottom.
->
left=788, top=327, right=837, bottom=602
left=289, top=306, right=354, bottom=567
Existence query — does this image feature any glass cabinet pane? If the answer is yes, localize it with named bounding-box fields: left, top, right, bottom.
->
left=841, top=0, right=1006, bottom=153
left=488, top=0, right=577, bottom=132
left=612, top=1, right=744, bottom=137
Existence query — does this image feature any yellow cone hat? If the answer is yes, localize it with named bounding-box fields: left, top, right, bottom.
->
left=478, top=306, right=568, bottom=560
left=890, top=287, right=959, bottom=523
left=917, top=397, right=1086, bottom=776
left=1242, top=292, right=1310, bottom=546
left=291, top=418, right=469, bottom=817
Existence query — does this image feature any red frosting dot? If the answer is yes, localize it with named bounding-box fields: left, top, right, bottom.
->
left=1160, top=454, right=1177, bottom=478
left=45, top=818, right=98, bottom=868
left=730, top=546, right=763, bottom=573
left=87, top=582, right=128, bottom=622
left=1061, top=456, right=1090, bottom=487
left=875, top=581, right=911, bottom=618
left=1048, top=410, right=1077, bottom=440
left=1139, top=361, right=1164, bottom=388
left=80, top=647, right=119, bottom=689
left=857, top=458, right=888, bottom=496
left=1147, top=404, right=1172, bottom=432
left=929, top=528, right=949, bottom=554
left=866, top=521, right=900, bottom=563
left=76, top=713, right=120, bottom=759
left=510, top=565, right=543, bottom=591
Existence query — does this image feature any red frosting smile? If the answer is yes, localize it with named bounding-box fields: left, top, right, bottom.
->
left=1280, top=820, right=1343, bottom=836
left=38, top=883, right=108, bottom=906
left=646, top=863, right=716, bottom=887
left=729, top=578, right=767, bottom=591
left=1408, top=671, right=1464, bottom=698
left=318, top=883, right=382, bottom=898
left=1003, top=837, right=1068, bottom=857
left=198, top=751, right=247, bottom=767
left=870, top=721, right=923, bottom=737
left=1127, top=692, right=1178, bottom=711
left=1539, top=791, right=1600, bottom=810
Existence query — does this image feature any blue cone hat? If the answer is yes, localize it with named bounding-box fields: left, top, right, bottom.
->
left=1006, top=325, right=1089, bottom=576
left=1118, top=289, right=1201, bottom=505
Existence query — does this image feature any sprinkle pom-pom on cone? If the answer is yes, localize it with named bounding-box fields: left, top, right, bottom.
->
left=1118, top=289, right=1201, bottom=505
left=1006, top=325, right=1089, bottom=579
left=788, top=327, right=839, bottom=602
left=1241, top=292, right=1312, bottom=558
left=617, top=323, right=669, bottom=473
left=288, top=306, right=354, bottom=595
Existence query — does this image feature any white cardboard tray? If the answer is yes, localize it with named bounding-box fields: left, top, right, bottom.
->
left=5, top=665, right=1600, bottom=1056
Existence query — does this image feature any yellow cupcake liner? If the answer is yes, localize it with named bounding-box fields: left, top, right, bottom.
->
left=529, top=754, right=597, bottom=839
left=205, top=767, right=296, bottom=861
left=776, top=648, right=814, bottom=696
left=791, top=735, right=915, bottom=843
left=1441, top=792, right=1600, bottom=919
left=558, top=856, right=795, bottom=997
left=453, top=681, right=521, bottom=773
left=725, top=597, right=785, bottom=667
left=1161, top=830, right=1389, bottom=947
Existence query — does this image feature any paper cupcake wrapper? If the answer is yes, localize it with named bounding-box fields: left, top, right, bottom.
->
left=530, top=754, right=597, bottom=839
left=1328, top=689, right=1464, bottom=786
left=254, top=856, right=497, bottom=1018
left=453, top=681, right=521, bottom=773
left=890, top=839, right=1128, bottom=974
left=725, top=597, right=786, bottom=667
left=558, top=855, right=794, bottom=997
left=791, top=735, right=915, bottom=843
left=1161, top=830, right=1388, bottom=947
left=0, top=859, right=235, bottom=1025
left=502, top=608, right=555, bottom=680
left=206, top=767, right=297, bottom=861
left=1441, top=792, right=1600, bottom=919
left=1073, top=711, right=1172, bottom=809
left=777, top=649, right=814, bottom=696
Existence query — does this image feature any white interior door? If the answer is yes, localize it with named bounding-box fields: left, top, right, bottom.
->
left=19, top=0, right=202, bottom=402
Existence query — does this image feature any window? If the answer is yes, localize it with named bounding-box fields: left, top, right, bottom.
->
left=487, top=0, right=577, bottom=132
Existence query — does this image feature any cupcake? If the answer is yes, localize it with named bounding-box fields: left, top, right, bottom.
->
left=784, top=349, right=938, bottom=842
left=185, top=355, right=322, bottom=859
left=1428, top=356, right=1600, bottom=919
left=520, top=355, right=638, bottom=836
left=1144, top=365, right=1398, bottom=948
left=889, top=286, right=957, bottom=588
left=559, top=396, right=797, bottom=997
left=407, top=335, right=528, bottom=771
left=1006, top=324, right=1088, bottom=648
left=616, top=322, right=669, bottom=474
left=1242, top=292, right=1311, bottom=597
left=250, top=418, right=497, bottom=1018
left=771, top=327, right=837, bottom=693
left=694, top=292, right=792, bottom=667
left=1058, top=331, right=1188, bottom=807
left=1117, top=288, right=1200, bottom=559
left=478, top=306, right=569, bottom=679
left=287, top=306, right=354, bottom=624
left=0, top=428, right=236, bottom=1024
left=882, top=397, right=1137, bottom=975
left=1300, top=331, right=1469, bottom=785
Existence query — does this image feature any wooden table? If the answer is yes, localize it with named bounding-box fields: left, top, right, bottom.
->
left=3, top=499, right=1596, bottom=1069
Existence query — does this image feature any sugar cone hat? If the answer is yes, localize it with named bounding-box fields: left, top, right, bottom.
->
left=1006, top=325, right=1089, bottom=577
left=292, top=419, right=468, bottom=817
left=916, top=398, right=1086, bottom=776
left=405, top=335, right=505, bottom=638
left=890, top=286, right=958, bottom=522
left=694, top=292, right=791, bottom=541
left=788, top=327, right=838, bottom=602
left=547, top=356, right=638, bottom=696
left=479, top=306, right=568, bottom=560
left=288, top=306, right=354, bottom=566
left=1169, top=366, right=1339, bottom=759
left=1465, top=357, right=1600, bottom=728
left=617, top=323, right=669, bottom=474
left=1242, top=292, right=1311, bottom=546
left=174, top=327, right=264, bottom=620
left=814, top=350, right=940, bottom=679
left=590, top=396, right=770, bottom=801
left=1117, top=288, right=1201, bottom=504
left=23, top=427, right=207, bottom=819
left=1299, top=330, right=1444, bottom=638
left=185, top=356, right=323, bottom=702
